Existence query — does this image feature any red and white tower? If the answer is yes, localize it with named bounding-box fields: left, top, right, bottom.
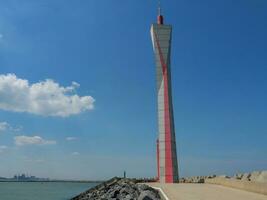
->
left=151, top=5, right=179, bottom=183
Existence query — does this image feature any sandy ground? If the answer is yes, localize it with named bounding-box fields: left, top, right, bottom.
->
left=146, top=183, right=267, bottom=200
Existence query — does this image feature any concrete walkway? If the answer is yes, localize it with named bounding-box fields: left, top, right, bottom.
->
left=147, top=183, right=267, bottom=200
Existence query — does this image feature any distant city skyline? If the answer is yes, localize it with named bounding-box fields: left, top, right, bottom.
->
left=0, top=0, right=267, bottom=180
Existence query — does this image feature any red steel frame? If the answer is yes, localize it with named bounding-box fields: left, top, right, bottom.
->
left=156, top=139, right=160, bottom=181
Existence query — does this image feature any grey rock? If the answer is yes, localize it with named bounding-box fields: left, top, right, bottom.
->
left=138, top=190, right=160, bottom=200
left=138, top=184, right=150, bottom=191
left=125, top=194, right=135, bottom=200
left=108, top=190, right=119, bottom=198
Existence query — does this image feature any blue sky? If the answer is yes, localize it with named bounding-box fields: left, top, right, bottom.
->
left=0, top=0, right=266, bottom=180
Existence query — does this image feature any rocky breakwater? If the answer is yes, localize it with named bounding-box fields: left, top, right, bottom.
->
left=179, top=170, right=267, bottom=184
left=205, top=170, right=267, bottom=195
left=204, top=170, right=267, bottom=183
left=232, top=170, right=267, bottom=183
left=179, top=175, right=216, bottom=183
left=71, top=177, right=161, bottom=200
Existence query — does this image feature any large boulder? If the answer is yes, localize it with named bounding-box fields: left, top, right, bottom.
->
left=192, top=176, right=205, bottom=183
left=241, top=173, right=251, bottom=181
left=179, top=178, right=186, bottom=183
left=218, top=175, right=230, bottom=178
left=180, top=176, right=207, bottom=183
left=137, top=184, right=150, bottom=191
left=250, top=171, right=261, bottom=182
left=233, top=173, right=243, bottom=180
left=124, top=194, right=135, bottom=200
left=138, top=190, right=160, bottom=200
left=255, top=171, right=267, bottom=183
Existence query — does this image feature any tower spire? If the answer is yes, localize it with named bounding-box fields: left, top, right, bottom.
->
left=158, top=0, right=161, bottom=16
left=157, top=0, right=164, bottom=25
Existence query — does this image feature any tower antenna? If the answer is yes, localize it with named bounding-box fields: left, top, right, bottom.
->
left=157, top=0, right=164, bottom=24
left=158, top=0, right=161, bottom=16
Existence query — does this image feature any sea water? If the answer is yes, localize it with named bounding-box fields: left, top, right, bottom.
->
left=0, top=182, right=98, bottom=200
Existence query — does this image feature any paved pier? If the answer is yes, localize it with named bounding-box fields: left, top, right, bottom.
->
left=147, top=183, right=267, bottom=200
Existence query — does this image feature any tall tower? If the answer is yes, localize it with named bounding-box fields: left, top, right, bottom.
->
left=151, top=5, right=179, bottom=183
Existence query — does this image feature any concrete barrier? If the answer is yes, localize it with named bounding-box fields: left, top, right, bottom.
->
left=205, top=177, right=267, bottom=195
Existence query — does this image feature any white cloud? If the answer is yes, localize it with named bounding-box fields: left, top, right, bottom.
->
left=0, top=74, right=95, bottom=117
left=71, top=152, right=80, bottom=156
left=0, top=122, right=9, bottom=131
left=11, top=126, right=23, bottom=132
left=14, top=135, right=56, bottom=146
left=66, top=137, right=77, bottom=141
left=0, top=121, right=21, bottom=132
left=0, top=145, right=7, bottom=153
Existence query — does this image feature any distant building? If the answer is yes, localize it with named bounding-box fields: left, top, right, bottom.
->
left=13, top=174, right=49, bottom=181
